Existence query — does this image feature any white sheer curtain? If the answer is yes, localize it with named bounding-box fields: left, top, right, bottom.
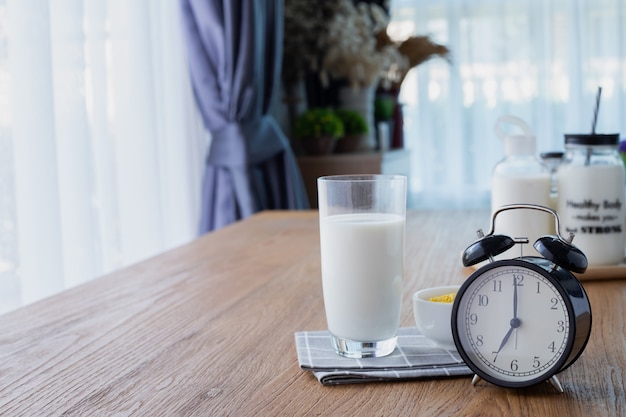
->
left=389, top=0, right=626, bottom=208
left=0, top=0, right=206, bottom=314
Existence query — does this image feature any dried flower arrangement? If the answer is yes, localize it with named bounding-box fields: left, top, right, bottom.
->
left=282, top=0, right=450, bottom=151
left=377, top=31, right=451, bottom=90
left=283, top=0, right=450, bottom=91
left=282, top=0, right=336, bottom=86
left=318, top=0, right=403, bottom=89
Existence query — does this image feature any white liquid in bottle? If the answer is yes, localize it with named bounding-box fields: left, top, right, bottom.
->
left=557, top=135, right=626, bottom=265
left=490, top=116, right=553, bottom=258
left=492, top=173, right=552, bottom=255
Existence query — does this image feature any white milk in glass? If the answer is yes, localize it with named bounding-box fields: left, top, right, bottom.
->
left=320, top=212, right=404, bottom=342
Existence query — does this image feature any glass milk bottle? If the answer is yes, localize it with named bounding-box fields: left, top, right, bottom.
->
left=557, top=134, right=625, bottom=265
left=491, top=116, right=552, bottom=258
left=540, top=151, right=564, bottom=210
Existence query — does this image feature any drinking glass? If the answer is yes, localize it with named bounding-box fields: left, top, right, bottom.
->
left=317, top=174, right=407, bottom=358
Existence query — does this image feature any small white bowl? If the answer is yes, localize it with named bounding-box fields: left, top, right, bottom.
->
left=412, top=285, right=460, bottom=350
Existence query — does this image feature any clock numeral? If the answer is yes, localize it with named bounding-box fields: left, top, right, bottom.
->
left=556, top=320, right=565, bottom=333
left=510, top=359, right=519, bottom=371
left=548, top=341, right=556, bottom=353
left=475, top=335, right=484, bottom=346
left=536, top=281, right=541, bottom=294
left=513, top=274, right=524, bottom=286
left=533, top=356, right=541, bottom=368
left=478, top=294, right=489, bottom=306
left=550, top=297, right=559, bottom=310
left=493, top=280, right=502, bottom=292
left=469, top=313, right=478, bottom=325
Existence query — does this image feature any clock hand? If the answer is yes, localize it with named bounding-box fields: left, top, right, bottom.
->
left=512, top=275, right=519, bottom=350
left=493, top=317, right=522, bottom=361
left=513, top=275, right=518, bottom=319
left=495, top=326, right=514, bottom=358
left=512, top=275, right=520, bottom=350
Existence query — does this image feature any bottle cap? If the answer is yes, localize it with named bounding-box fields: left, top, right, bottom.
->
left=564, top=133, right=619, bottom=146
left=503, top=134, right=536, bottom=155
left=540, top=151, right=565, bottom=159
left=495, top=115, right=536, bottom=156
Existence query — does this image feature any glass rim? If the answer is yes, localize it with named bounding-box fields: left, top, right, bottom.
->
left=317, top=174, right=406, bottom=183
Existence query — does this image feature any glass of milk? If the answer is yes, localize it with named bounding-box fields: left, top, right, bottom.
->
left=317, top=175, right=406, bottom=358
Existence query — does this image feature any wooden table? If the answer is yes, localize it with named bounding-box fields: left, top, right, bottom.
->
left=0, top=210, right=624, bottom=416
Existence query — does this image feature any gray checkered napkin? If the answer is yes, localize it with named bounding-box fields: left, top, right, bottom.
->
left=294, top=327, right=472, bottom=385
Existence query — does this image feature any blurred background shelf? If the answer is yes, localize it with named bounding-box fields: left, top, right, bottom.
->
left=297, top=149, right=411, bottom=208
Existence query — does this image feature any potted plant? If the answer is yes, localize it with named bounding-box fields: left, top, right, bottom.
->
left=334, top=108, right=368, bottom=153
left=293, top=108, right=344, bottom=155
left=283, top=0, right=450, bottom=150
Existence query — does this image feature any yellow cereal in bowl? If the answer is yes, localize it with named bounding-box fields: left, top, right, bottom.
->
left=428, top=293, right=456, bottom=303
left=413, top=285, right=460, bottom=349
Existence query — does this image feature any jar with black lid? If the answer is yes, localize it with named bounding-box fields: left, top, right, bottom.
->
left=556, top=133, right=625, bottom=265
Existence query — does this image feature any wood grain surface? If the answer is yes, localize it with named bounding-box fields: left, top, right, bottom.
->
left=0, top=210, right=624, bottom=416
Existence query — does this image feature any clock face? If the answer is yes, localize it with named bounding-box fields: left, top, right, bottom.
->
left=452, top=260, right=574, bottom=387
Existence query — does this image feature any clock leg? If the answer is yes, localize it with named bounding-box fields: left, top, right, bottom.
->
left=471, top=374, right=482, bottom=386
left=548, top=375, right=564, bottom=393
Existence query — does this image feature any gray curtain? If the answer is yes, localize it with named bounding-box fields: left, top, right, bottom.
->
left=180, top=0, right=309, bottom=234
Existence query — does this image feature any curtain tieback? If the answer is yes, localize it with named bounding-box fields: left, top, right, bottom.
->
left=206, top=115, right=289, bottom=167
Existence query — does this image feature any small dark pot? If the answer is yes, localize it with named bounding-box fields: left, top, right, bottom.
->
left=301, top=135, right=336, bottom=156
left=334, top=134, right=364, bottom=153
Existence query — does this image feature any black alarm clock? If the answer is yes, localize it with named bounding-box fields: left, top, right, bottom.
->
left=452, top=204, right=592, bottom=392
